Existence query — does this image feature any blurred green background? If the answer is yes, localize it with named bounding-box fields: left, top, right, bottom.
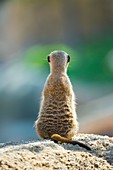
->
left=0, top=0, right=113, bottom=142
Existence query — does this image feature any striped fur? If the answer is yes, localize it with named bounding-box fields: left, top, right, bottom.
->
left=35, top=51, right=78, bottom=140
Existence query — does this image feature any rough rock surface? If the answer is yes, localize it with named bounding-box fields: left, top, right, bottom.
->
left=0, top=134, right=113, bottom=170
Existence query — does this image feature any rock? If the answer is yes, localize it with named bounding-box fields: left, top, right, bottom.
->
left=0, top=134, right=113, bottom=170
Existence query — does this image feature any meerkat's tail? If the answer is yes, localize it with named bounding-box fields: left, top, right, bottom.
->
left=51, top=134, right=91, bottom=151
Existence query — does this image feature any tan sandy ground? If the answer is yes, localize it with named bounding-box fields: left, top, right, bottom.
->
left=0, top=134, right=113, bottom=170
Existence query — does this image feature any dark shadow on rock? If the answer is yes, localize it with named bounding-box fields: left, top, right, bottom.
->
left=100, top=145, right=113, bottom=165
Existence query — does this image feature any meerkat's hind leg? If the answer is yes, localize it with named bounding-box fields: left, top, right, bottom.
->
left=51, top=134, right=69, bottom=143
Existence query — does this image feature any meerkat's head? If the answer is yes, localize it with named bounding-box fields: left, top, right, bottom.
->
left=47, top=51, right=70, bottom=74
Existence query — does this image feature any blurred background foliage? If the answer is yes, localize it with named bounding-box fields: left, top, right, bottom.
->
left=0, top=0, right=113, bottom=142
left=23, top=41, right=113, bottom=82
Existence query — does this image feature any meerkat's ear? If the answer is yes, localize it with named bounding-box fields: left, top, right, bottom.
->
left=47, top=56, right=50, bottom=62
left=67, top=55, right=70, bottom=63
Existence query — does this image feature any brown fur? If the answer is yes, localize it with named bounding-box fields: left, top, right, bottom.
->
left=35, top=51, right=78, bottom=139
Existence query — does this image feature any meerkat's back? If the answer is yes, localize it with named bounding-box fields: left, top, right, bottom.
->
left=35, top=51, right=78, bottom=140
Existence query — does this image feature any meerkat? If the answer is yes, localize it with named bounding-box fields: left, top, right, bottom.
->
left=35, top=51, right=91, bottom=150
